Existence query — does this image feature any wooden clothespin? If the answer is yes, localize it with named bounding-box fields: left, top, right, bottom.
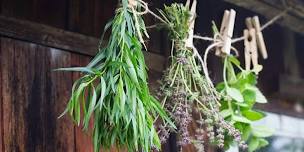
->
left=220, top=9, right=236, bottom=55
left=185, top=0, right=197, bottom=49
left=244, top=18, right=262, bottom=74
left=245, top=17, right=253, bottom=29
left=215, top=10, right=230, bottom=56
left=244, top=29, right=251, bottom=71
left=185, top=0, right=190, bottom=8
left=252, top=16, right=268, bottom=59
left=128, top=0, right=137, bottom=7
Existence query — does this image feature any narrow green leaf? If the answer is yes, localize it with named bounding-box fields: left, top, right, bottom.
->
left=228, top=56, right=241, bottom=66
left=84, top=84, right=97, bottom=129
left=54, top=67, right=95, bottom=74
left=98, top=77, right=106, bottom=110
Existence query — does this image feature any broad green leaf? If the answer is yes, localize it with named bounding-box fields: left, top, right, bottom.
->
left=242, top=89, right=256, bottom=103
left=257, top=138, right=269, bottom=149
left=242, top=125, right=252, bottom=141
left=234, top=101, right=250, bottom=107
left=216, top=82, right=225, bottom=91
left=255, top=88, right=267, bottom=103
left=245, top=85, right=267, bottom=103
left=237, top=71, right=257, bottom=85
left=248, top=137, right=259, bottom=152
left=252, top=126, right=274, bottom=137
left=243, top=110, right=265, bottom=121
left=220, top=109, right=233, bottom=118
left=232, top=115, right=252, bottom=124
left=226, top=87, right=244, bottom=102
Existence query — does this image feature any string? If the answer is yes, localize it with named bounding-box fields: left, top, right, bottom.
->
left=229, top=7, right=291, bottom=44
left=194, top=7, right=291, bottom=44
left=135, top=0, right=169, bottom=24
left=132, top=0, right=290, bottom=45
left=193, top=8, right=290, bottom=86
left=261, top=7, right=291, bottom=31
left=131, top=0, right=290, bottom=86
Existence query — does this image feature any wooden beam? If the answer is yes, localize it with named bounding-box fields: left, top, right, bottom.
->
left=224, top=0, right=304, bottom=34
left=0, top=15, right=165, bottom=72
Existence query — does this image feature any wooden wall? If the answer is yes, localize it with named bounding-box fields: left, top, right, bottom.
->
left=0, top=0, right=170, bottom=151
left=0, top=0, right=168, bottom=55
left=0, top=37, right=92, bottom=151
left=1, top=0, right=116, bottom=37
left=0, top=0, right=303, bottom=152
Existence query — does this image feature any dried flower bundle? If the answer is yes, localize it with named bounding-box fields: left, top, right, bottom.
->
left=156, top=3, right=245, bottom=151
left=56, top=0, right=174, bottom=152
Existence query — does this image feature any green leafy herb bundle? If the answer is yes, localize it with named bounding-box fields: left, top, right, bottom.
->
left=56, top=0, right=173, bottom=151
left=156, top=4, right=244, bottom=151
left=216, top=56, right=273, bottom=152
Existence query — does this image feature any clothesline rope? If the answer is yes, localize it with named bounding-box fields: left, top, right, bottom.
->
left=193, top=7, right=291, bottom=43
left=133, top=0, right=291, bottom=85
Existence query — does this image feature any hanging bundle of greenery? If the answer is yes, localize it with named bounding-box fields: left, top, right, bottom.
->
left=216, top=56, right=273, bottom=152
left=156, top=3, right=246, bottom=151
left=56, top=0, right=174, bottom=151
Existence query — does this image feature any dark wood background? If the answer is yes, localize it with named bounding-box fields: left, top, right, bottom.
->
left=0, top=0, right=303, bottom=152
left=0, top=0, right=171, bottom=151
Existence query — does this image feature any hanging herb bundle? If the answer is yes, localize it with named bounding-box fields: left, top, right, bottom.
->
left=216, top=56, right=273, bottom=152
left=56, top=0, right=174, bottom=152
left=156, top=3, right=246, bottom=151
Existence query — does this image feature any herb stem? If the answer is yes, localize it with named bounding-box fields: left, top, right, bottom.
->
left=223, top=57, right=229, bottom=87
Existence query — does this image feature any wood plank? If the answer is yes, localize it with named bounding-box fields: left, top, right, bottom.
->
left=0, top=36, right=3, bottom=152
left=34, top=0, right=68, bottom=29
left=1, top=0, right=36, bottom=21
left=68, top=0, right=95, bottom=35
left=2, top=38, right=24, bottom=151
left=72, top=54, right=94, bottom=152
left=23, top=40, right=46, bottom=152
left=78, top=0, right=95, bottom=35
left=2, top=0, right=68, bottom=29
left=0, top=15, right=165, bottom=72
left=93, top=0, right=117, bottom=37
left=49, top=48, right=75, bottom=152
left=224, top=0, right=304, bottom=34
left=1, top=37, right=77, bottom=151
left=1, top=37, right=13, bottom=152
left=2, top=37, right=39, bottom=151
left=0, top=15, right=98, bottom=56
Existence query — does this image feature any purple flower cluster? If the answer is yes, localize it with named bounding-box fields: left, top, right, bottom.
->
left=171, top=91, right=193, bottom=146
